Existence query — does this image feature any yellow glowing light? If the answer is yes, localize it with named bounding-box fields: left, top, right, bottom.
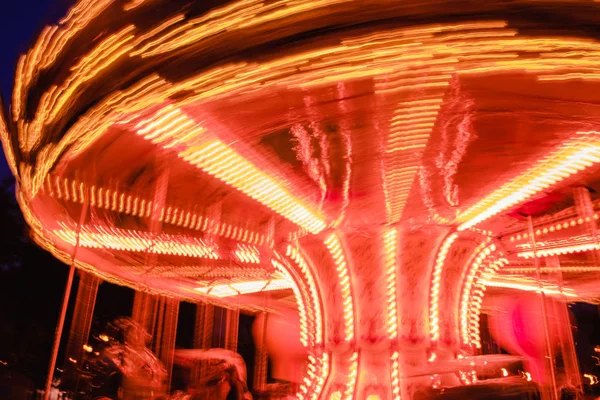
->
left=507, top=212, right=600, bottom=242
left=299, top=352, right=330, bottom=400
left=287, top=245, right=323, bottom=345
left=329, top=391, right=341, bottom=400
left=501, top=368, right=509, bottom=377
left=584, top=373, right=598, bottom=385
left=54, top=223, right=219, bottom=259
left=517, top=239, right=600, bottom=259
left=180, top=138, right=326, bottom=234
left=324, top=233, right=355, bottom=342
left=12, top=3, right=600, bottom=395
left=82, top=344, right=93, bottom=353
left=458, top=134, right=600, bottom=231
left=43, top=174, right=265, bottom=245
left=468, top=258, right=508, bottom=348
left=382, top=96, right=446, bottom=223
left=0, top=107, right=18, bottom=177
left=99, top=334, right=109, bottom=342
left=384, top=228, right=399, bottom=340
left=459, top=242, right=494, bottom=346
left=194, top=278, right=292, bottom=298
left=391, top=351, right=401, bottom=400
left=344, top=352, right=359, bottom=400
left=133, top=106, right=325, bottom=233
left=272, top=259, right=309, bottom=347
left=482, top=276, right=577, bottom=297
left=235, top=244, right=260, bottom=264
left=430, top=233, right=458, bottom=343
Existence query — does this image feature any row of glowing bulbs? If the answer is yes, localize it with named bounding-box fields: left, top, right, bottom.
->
left=43, top=174, right=265, bottom=246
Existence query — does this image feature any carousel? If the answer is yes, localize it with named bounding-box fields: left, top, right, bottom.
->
left=2, top=0, right=600, bottom=398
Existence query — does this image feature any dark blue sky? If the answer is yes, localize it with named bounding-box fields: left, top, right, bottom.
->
left=0, top=0, right=72, bottom=179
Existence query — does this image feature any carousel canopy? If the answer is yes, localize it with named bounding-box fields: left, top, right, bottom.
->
left=2, top=0, right=600, bottom=309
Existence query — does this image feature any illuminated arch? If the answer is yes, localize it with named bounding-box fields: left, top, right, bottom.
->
left=429, top=231, right=459, bottom=348
left=281, top=244, right=330, bottom=400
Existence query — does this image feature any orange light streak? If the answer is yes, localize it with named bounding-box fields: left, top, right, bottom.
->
left=382, top=96, right=447, bottom=223
left=482, top=276, right=577, bottom=297
left=0, top=109, right=17, bottom=177
left=134, top=106, right=325, bottom=233
left=195, top=278, right=292, bottom=298
left=42, top=174, right=265, bottom=245
left=458, top=133, right=600, bottom=231
left=54, top=224, right=219, bottom=259
left=21, top=17, right=600, bottom=200
left=181, top=138, right=326, bottom=234
left=503, top=266, right=600, bottom=274
left=508, top=213, right=600, bottom=242
left=517, top=237, right=600, bottom=259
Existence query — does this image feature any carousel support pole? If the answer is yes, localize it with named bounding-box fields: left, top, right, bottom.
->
left=154, top=296, right=166, bottom=355
left=573, top=186, right=599, bottom=255
left=545, top=256, right=582, bottom=393
left=44, top=194, right=89, bottom=400
left=253, top=310, right=269, bottom=393
left=158, top=296, right=179, bottom=390
left=62, top=271, right=101, bottom=391
left=193, top=303, right=214, bottom=382
left=225, top=308, right=240, bottom=352
left=527, top=215, right=559, bottom=400
left=132, top=291, right=159, bottom=338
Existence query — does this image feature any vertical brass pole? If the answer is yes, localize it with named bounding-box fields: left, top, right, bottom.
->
left=546, top=256, right=582, bottom=392
left=44, top=196, right=89, bottom=400
left=527, top=215, right=558, bottom=400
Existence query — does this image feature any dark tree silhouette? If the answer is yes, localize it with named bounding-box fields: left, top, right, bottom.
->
left=0, top=177, right=70, bottom=387
left=0, top=177, right=26, bottom=270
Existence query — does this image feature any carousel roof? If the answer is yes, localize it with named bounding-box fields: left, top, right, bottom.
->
left=3, top=0, right=600, bottom=306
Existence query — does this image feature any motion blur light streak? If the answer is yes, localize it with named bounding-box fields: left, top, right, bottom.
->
left=54, top=224, right=220, bottom=259
left=508, top=213, right=600, bottom=242
left=42, top=174, right=266, bottom=244
left=458, top=134, right=600, bottom=231
left=194, top=278, right=293, bottom=298
left=482, top=276, right=577, bottom=298
left=133, top=105, right=326, bottom=234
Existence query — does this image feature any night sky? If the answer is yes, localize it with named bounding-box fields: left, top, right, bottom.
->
left=0, top=0, right=72, bottom=180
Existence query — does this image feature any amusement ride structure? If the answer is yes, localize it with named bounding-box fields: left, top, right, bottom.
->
left=3, top=0, right=600, bottom=398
